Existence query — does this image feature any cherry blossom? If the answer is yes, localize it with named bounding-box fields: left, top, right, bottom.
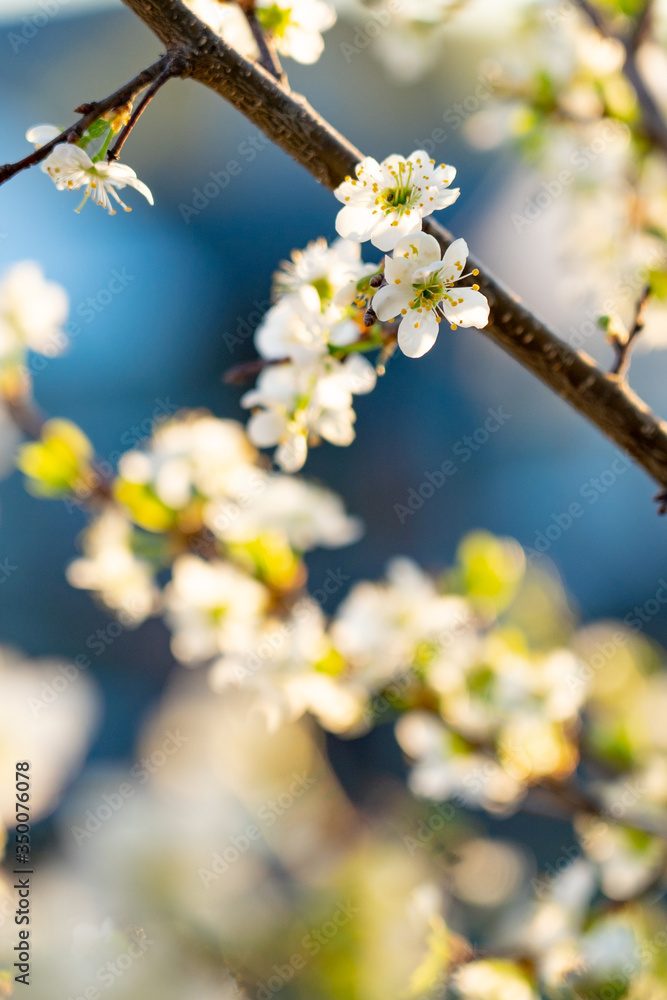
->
left=334, top=151, right=459, bottom=251
left=373, top=233, right=490, bottom=357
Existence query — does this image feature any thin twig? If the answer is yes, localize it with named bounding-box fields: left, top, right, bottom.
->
left=610, top=284, right=650, bottom=378
left=239, top=3, right=285, bottom=82
left=108, top=58, right=183, bottom=162
left=0, top=55, right=180, bottom=185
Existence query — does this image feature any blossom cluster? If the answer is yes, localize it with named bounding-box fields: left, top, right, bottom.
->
left=12, top=401, right=667, bottom=1000
left=20, top=412, right=667, bottom=906
left=333, top=150, right=490, bottom=350
left=463, top=4, right=667, bottom=353
left=240, top=151, right=490, bottom=471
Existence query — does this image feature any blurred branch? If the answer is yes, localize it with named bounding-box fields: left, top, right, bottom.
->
left=628, top=0, right=656, bottom=53
left=577, top=0, right=609, bottom=34
left=1, top=385, right=46, bottom=439
left=223, top=356, right=287, bottom=385
left=579, top=0, right=667, bottom=157
left=0, top=55, right=183, bottom=185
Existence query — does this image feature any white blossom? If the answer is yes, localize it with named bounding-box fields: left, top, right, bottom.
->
left=183, top=0, right=257, bottom=56
left=66, top=507, right=160, bottom=625
left=26, top=123, right=62, bottom=148
left=273, top=236, right=374, bottom=304
left=395, top=710, right=525, bottom=814
left=575, top=816, right=666, bottom=900
left=210, top=605, right=367, bottom=733
left=334, top=151, right=459, bottom=251
left=208, top=473, right=362, bottom=551
left=373, top=233, right=490, bottom=358
left=255, top=285, right=330, bottom=364
left=331, top=558, right=472, bottom=685
left=118, top=414, right=260, bottom=510
left=242, top=353, right=376, bottom=472
left=255, top=0, right=336, bottom=64
left=454, top=959, right=539, bottom=1000
left=0, top=646, right=98, bottom=823
left=333, top=0, right=464, bottom=83
left=0, top=260, right=68, bottom=367
left=34, top=137, right=153, bottom=215
left=165, top=554, right=269, bottom=664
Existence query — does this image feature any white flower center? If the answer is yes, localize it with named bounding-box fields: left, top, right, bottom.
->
left=375, top=162, right=419, bottom=217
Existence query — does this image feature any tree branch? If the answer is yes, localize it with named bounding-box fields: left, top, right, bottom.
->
left=610, top=284, right=650, bottom=378
left=107, top=57, right=184, bottom=162
left=118, top=0, right=667, bottom=495
left=0, top=55, right=181, bottom=185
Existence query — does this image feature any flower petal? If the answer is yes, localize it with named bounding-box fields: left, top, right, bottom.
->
left=392, top=231, right=442, bottom=264
left=383, top=255, right=413, bottom=284
left=316, top=409, right=356, bottom=446
left=335, top=204, right=376, bottom=243
left=438, top=238, right=469, bottom=284
left=247, top=410, right=285, bottom=447
left=371, top=212, right=421, bottom=252
left=398, top=310, right=440, bottom=359
left=431, top=163, right=457, bottom=187
left=329, top=320, right=361, bottom=347
left=442, top=288, right=490, bottom=329
left=343, top=353, right=377, bottom=395
left=373, top=283, right=411, bottom=322
left=431, top=186, right=460, bottom=211
left=276, top=431, right=308, bottom=472
left=26, top=124, right=61, bottom=148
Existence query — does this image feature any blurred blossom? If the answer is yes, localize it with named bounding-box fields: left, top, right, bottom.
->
left=17, top=418, right=95, bottom=498
left=448, top=838, right=526, bottom=907
left=575, top=816, right=665, bottom=900
left=331, top=557, right=473, bottom=685
left=165, top=554, right=269, bottom=664
left=67, top=507, right=161, bottom=624
left=208, top=473, right=362, bottom=551
left=115, top=413, right=259, bottom=531
left=454, top=958, right=539, bottom=1000
left=184, top=0, right=336, bottom=64
left=332, top=0, right=470, bottom=83
left=0, top=261, right=68, bottom=373
left=396, top=710, right=526, bottom=813
left=0, top=646, right=98, bottom=824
